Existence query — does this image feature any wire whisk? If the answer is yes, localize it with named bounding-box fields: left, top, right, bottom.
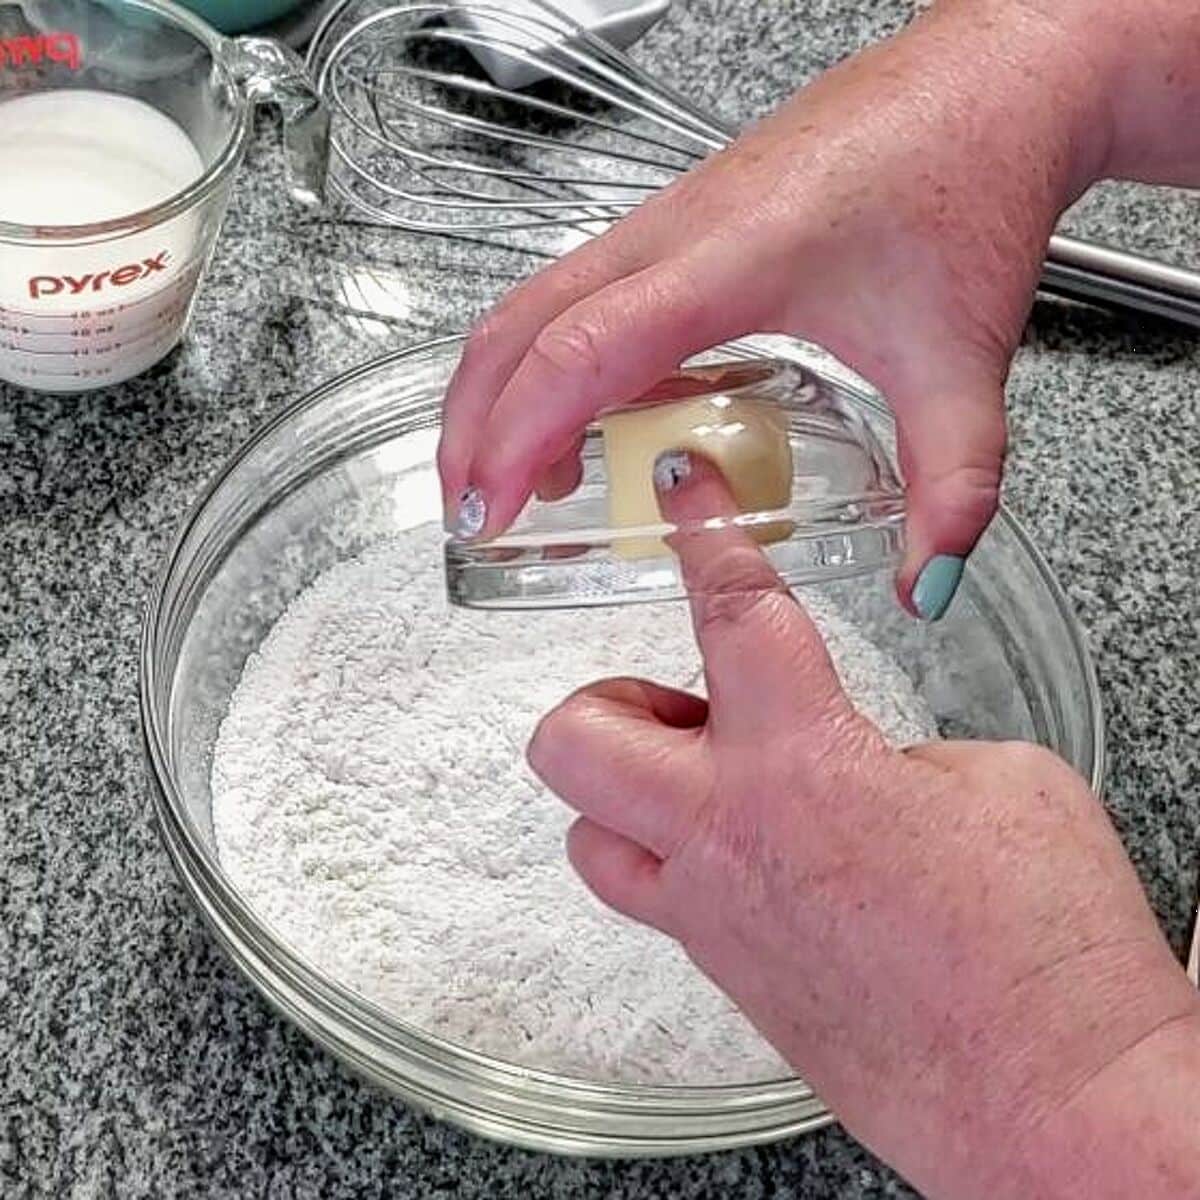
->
left=307, top=0, right=733, bottom=244
left=306, top=0, right=1200, bottom=324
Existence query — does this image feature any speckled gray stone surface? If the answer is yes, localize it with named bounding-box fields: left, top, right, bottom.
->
left=3, top=2, right=1200, bottom=1197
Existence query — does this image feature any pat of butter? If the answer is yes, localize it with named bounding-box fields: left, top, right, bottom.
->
left=600, top=395, right=794, bottom=559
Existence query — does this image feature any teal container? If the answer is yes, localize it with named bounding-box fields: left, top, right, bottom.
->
left=173, top=0, right=312, bottom=34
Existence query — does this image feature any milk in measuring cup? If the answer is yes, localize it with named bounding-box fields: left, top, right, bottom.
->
left=0, top=90, right=206, bottom=391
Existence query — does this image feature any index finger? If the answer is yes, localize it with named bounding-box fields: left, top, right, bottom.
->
left=437, top=228, right=649, bottom=516
left=460, top=241, right=771, bottom=538
left=655, top=451, right=859, bottom=741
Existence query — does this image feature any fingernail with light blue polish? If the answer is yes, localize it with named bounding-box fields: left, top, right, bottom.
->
left=912, top=554, right=965, bottom=622
left=455, top=486, right=487, bottom=538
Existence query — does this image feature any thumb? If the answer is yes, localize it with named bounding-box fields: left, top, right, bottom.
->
left=892, top=372, right=1007, bottom=622
left=655, top=451, right=868, bottom=748
left=528, top=676, right=712, bottom=858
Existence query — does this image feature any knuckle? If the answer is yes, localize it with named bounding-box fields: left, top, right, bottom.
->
left=462, top=311, right=508, bottom=367
left=435, top=435, right=464, bottom=480
left=917, top=459, right=1003, bottom=534
left=901, top=739, right=960, bottom=771
left=991, top=739, right=1062, bottom=777
left=698, top=581, right=792, bottom=643
left=693, top=539, right=774, bottom=592
left=644, top=260, right=702, bottom=317
left=949, top=474, right=1000, bottom=531
left=904, top=739, right=1066, bottom=787
left=952, top=461, right=1003, bottom=513
left=690, top=540, right=789, bottom=626
left=529, top=318, right=606, bottom=381
left=938, top=739, right=1078, bottom=793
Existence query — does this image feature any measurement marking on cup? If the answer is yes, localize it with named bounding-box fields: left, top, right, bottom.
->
left=1, top=308, right=188, bottom=353
left=0, top=269, right=193, bottom=364
left=0, top=33, right=81, bottom=70
left=0, top=263, right=201, bottom=325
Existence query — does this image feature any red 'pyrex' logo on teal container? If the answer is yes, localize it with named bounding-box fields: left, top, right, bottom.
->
left=0, top=32, right=82, bottom=70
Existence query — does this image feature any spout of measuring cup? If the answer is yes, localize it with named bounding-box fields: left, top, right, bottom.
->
left=224, top=36, right=330, bottom=208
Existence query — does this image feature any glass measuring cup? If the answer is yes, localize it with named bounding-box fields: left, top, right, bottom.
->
left=0, top=0, right=329, bottom=393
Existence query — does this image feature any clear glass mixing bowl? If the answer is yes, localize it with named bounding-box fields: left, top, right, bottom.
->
left=140, top=334, right=1104, bottom=1157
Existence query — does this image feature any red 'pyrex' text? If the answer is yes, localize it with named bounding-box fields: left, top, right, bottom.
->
left=0, top=32, right=81, bottom=70
left=28, top=252, right=171, bottom=301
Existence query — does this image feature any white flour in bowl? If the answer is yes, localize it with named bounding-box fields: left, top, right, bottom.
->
left=212, top=524, right=937, bottom=1085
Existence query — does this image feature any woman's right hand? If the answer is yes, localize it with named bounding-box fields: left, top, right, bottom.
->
left=530, top=455, right=1200, bottom=1200
left=439, top=0, right=1125, bottom=618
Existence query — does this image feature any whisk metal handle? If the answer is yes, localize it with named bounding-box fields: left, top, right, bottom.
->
left=1042, top=235, right=1200, bottom=328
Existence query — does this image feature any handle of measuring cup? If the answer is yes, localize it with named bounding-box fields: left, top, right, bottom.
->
left=224, top=36, right=330, bottom=209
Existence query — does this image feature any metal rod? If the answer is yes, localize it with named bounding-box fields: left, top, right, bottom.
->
left=1043, top=235, right=1200, bottom=328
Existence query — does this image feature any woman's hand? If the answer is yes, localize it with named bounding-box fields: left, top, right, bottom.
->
left=528, top=456, right=1200, bottom=1200
left=439, top=0, right=1123, bottom=617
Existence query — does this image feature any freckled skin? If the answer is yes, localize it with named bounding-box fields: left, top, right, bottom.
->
left=431, top=10, right=1041, bottom=601
left=531, top=460, right=1200, bottom=1200
left=440, top=0, right=1200, bottom=605
left=453, top=3, right=1200, bottom=1195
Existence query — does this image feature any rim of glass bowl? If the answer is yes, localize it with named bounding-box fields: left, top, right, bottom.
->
left=139, top=333, right=1105, bottom=1157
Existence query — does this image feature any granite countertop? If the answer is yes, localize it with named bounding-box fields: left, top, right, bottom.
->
left=4, top=2, right=1200, bottom=1196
